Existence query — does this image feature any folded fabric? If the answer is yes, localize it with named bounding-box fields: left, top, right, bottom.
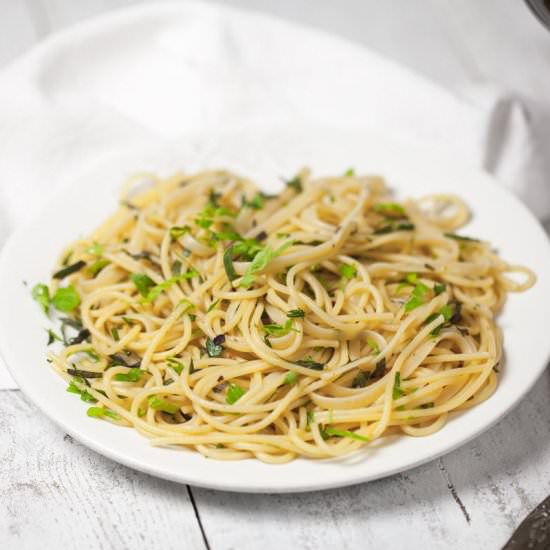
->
left=0, top=1, right=548, bottom=388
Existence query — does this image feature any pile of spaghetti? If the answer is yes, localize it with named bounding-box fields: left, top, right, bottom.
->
left=34, top=169, right=535, bottom=462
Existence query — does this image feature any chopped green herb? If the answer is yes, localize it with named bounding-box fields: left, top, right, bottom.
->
left=206, top=336, right=224, bottom=357
left=239, top=240, right=293, bottom=288
left=138, top=408, right=147, bottom=417
left=287, top=308, right=305, bottom=318
left=53, top=260, right=86, bottom=280
left=343, top=168, right=355, bottom=177
left=148, top=395, right=179, bottom=415
left=142, top=272, right=197, bottom=303
left=392, top=372, right=402, bottom=399
left=87, top=242, right=104, bottom=256
left=367, top=337, right=380, bottom=355
left=223, top=246, right=238, bottom=281
left=88, top=259, right=110, bottom=276
left=207, top=299, right=221, bottom=313
left=52, top=286, right=80, bottom=312
left=262, top=319, right=298, bottom=337
left=170, top=225, right=191, bottom=240
left=434, top=283, right=446, bottom=296
left=296, top=357, right=324, bottom=371
left=66, top=367, right=102, bottom=379
left=114, top=368, right=143, bottom=382
left=32, top=283, right=50, bottom=314
left=324, top=427, right=369, bottom=442
left=87, top=406, right=121, bottom=420
left=226, top=383, right=246, bottom=404
left=420, top=402, right=435, bottom=409
left=67, top=381, right=97, bottom=403
left=339, top=264, right=357, bottom=280
left=172, top=260, right=182, bottom=276
left=373, top=203, right=406, bottom=217
left=47, top=329, right=62, bottom=345
left=404, top=282, right=429, bottom=312
left=111, top=327, right=120, bottom=342
left=242, top=193, right=264, bottom=210
left=283, top=371, right=298, bottom=385
left=374, top=222, right=415, bottom=235
left=351, top=371, right=369, bottom=388
left=166, top=357, right=185, bottom=375
left=306, top=410, right=315, bottom=426
left=131, top=273, right=155, bottom=297
left=285, top=175, right=303, bottom=193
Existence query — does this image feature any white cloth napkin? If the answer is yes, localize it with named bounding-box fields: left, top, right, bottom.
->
left=0, top=1, right=548, bottom=389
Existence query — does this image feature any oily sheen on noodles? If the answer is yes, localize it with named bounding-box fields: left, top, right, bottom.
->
left=40, top=169, right=535, bottom=463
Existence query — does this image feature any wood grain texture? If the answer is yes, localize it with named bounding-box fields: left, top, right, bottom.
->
left=0, top=391, right=205, bottom=550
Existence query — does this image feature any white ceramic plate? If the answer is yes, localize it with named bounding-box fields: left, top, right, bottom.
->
left=1, top=126, right=549, bottom=493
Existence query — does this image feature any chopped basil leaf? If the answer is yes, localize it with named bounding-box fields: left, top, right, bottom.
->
left=52, top=286, right=81, bottom=312
left=324, top=427, right=369, bottom=442
left=343, top=168, right=355, bottom=177
left=306, top=410, right=315, bottom=426
left=262, top=319, right=297, bottom=337
left=404, top=282, right=429, bottom=312
left=114, top=368, right=143, bottom=382
left=130, top=273, right=155, bottom=297
left=287, top=308, right=305, bottom=318
left=206, top=336, right=224, bottom=357
left=148, top=395, right=179, bottom=415
left=87, top=406, right=121, bottom=420
left=339, top=264, right=357, bottom=280
left=372, top=358, right=386, bottom=378
left=283, top=371, right=298, bottom=385
left=53, top=260, right=86, bottom=280
left=226, top=383, right=246, bottom=404
left=392, top=372, right=402, bottom=399
left=32, top=283, right=50, bottom=314
left=111, top=327, right=120, bottom=342
left=67, top=368, right=102, bottom=379
left=166, top=357, right=185, bottom=375
left=242, top=193, right=264, bottom=210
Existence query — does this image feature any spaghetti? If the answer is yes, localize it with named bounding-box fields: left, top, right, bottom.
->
left=38, top=169, right=535, bottom=463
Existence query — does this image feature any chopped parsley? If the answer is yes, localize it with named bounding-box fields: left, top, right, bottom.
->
left=88, top=259, right=110, bottom=276
left=323, top=427, right=369, bottom=442
left=367, top=337, right=380, bottom=355
left=114, top=368, right=143, bottom=382
left=262, top=319, right=298, bottom=337
left=283, top=371, right=298, bottom=385
left=207, top=299, right=221, bottom=313
left=148, top=395, right=179, bottom=415
left=51, top=286, right=81, bottom=312
left=141, top=271, right=198, bottom=303
left=67, top=381, right=97, bottom=403
left=343, top=168, right=355, bottom=177
left=404, top=282, right=429, bottom=312
left=392, top=372, right=402, bottom=399
left=86, top=242, right=104, bottom=256
left=226, top=383, right=246, bottom=404
left=351, top=371, right=369, bottom=388
left=374, top=222, right=415, bottom=235
left=445, top=233, right=480, bottom=242
left=166, top=357, right=185, bottom=375
left=434, top=282, right=447, bottom=295
left=239, top=240, right=293, bottom=288
left=32, top=283, right=50, bottom=314
left=223, top=246, right=237, bottom=281
left=87, top=407, right=121, bottom=420
left=373, top=203, right=406, bottom=217
left=130, top=273, right=155, bottom=297
left=339, top=263, right=357, bottom=280
left=242, top=193, right=264, bottom=210
left=111, top=327, right=120, bottom=342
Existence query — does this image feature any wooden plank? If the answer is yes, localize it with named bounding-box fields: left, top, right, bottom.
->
left=0, top=390, right=205, bottom=550
left=192, top=369, right=550, bottom=550
left=0, top=0, right=38, bottom=67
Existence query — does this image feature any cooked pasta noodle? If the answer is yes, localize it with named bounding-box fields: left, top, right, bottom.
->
left=40, top=168, right=535, bottom=463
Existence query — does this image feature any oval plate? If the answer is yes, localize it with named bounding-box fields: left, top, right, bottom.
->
left=1, top=126, right=549, bottom=493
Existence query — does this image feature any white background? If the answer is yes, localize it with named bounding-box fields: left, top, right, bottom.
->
left=1, top=1, right=550, bottom=549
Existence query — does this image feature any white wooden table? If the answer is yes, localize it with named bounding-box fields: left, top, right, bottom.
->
left=2, top=1, right=550, bottom=548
